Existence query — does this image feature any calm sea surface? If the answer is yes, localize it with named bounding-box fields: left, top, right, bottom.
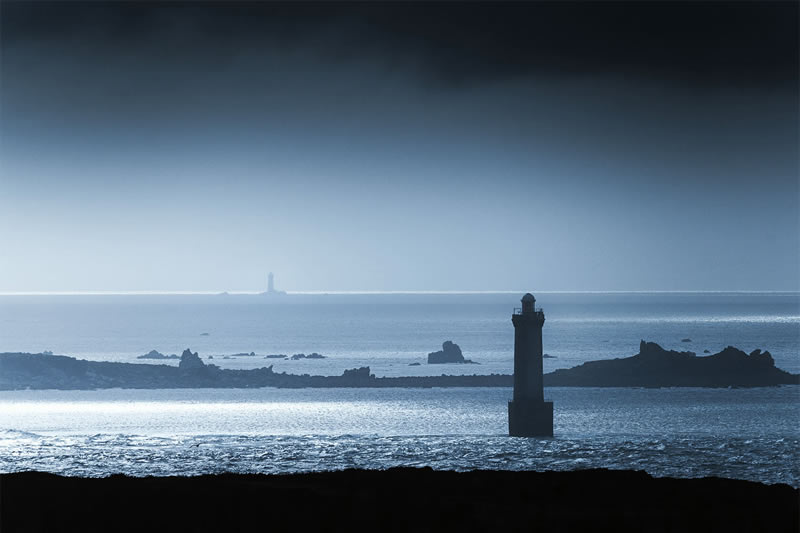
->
left=0, top=292, right=798, bottom=484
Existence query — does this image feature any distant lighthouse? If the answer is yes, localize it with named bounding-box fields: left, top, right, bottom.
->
left=508, top=293, right=553, bottom=437
left=267, top=272, right=275, bottom=293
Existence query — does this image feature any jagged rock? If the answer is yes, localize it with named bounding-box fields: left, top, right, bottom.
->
left=428, top=341, right=465, bottom=364
left=179, top=349, right=206, bottom=371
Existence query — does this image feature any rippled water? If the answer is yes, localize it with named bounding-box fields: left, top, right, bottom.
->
left=1, top=386, right=797, bottom=485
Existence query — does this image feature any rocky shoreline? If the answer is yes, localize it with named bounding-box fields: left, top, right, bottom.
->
left=2, top=468, right=796, bottom=532
left=0, top=342, right=796, bottom=390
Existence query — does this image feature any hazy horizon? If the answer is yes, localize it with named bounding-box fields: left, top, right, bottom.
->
left=2, top=289, right=800, bottom=296
left=2, top=2, right=798, bottom=293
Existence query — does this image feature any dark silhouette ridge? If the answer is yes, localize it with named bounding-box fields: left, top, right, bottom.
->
left=2, top=468, right=796, bottom=533
left=1, top=341, right=797, bottom=390
left=544, top=340, right=799, bottom=388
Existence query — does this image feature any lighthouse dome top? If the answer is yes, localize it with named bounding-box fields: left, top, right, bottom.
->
left=521, top=293, right=536, bottom=313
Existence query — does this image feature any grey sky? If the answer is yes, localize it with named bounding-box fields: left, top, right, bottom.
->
left=1, top=2, right=797, bottom=292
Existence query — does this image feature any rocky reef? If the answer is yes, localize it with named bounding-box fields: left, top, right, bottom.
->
left=544, top=341, right=800, bottom=388
left=1, top=341, right=796, bottom=390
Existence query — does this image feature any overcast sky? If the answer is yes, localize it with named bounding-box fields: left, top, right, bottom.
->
left=1, top=1, right=797, bottom=292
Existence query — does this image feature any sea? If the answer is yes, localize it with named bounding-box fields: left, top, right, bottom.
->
left=0, top=292, right=798, bottom=485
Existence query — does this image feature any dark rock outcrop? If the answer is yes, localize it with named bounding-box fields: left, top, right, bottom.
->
left=341, top=367, right=374, bottom=382
left=178, top=349, right=206, bottom=371
left=428, top=341, right=475, bottom=364
left=544, top=340, right=799, bottom=388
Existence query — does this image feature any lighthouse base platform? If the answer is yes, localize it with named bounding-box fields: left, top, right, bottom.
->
left=508, top=400, right=553, bottom=437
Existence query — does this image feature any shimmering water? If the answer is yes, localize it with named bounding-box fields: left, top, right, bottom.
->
left=1, top=386, right=797, bottom=485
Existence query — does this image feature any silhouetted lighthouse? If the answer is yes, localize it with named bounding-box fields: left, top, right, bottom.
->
left=267, top=272, right=275, bottom=293
left=508, top=293, right=553, bottom=437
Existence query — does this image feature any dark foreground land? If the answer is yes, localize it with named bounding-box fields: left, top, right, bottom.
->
left=2, top=468, right=797, bottom=532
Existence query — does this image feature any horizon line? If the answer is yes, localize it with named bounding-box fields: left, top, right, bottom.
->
left=0, top=290, right=798, bottom=296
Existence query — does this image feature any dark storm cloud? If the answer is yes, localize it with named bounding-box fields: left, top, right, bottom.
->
left=2, top=1, right=797, bottom=88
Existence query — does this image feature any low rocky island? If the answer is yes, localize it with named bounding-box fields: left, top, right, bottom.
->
left=544, top=341, right=799, bottom=388
left=0, top=349, right=508, bottom=390
left=291, top=352, right=326, bottom=360
left=136, top=350, right=179, bottom=360
left=0, top=342, right=796, bottom=390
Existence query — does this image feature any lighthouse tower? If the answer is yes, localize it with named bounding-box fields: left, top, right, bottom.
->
left=267, top=272, right=275, bottom=293
left=508, top=293, right=553, bottom=437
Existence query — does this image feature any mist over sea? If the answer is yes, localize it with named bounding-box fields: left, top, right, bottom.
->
left=1, top=292, right=798, bottom=484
